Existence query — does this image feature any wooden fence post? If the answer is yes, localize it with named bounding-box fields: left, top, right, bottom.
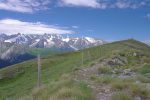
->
left=37, top=54, right=42, bottom=88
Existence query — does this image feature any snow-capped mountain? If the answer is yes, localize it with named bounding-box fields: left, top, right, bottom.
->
left=144, top=40, right=150, bottom=46
left=66, top=37, right=105, bottom=50
left=0, top=33, right=106, bottom=50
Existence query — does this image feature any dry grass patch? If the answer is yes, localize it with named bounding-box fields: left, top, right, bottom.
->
left=111, top=80, right=129, bottom=90
left=32, top=85, right=48, bottom=100
left=98, top=66, right=112, bottom=74
left=129, top=84, right=150, bottom=98
left=97, top=76, right=113, bottom=84
left=49, top=87, right=84, bottom=100
left=112, top=92, right=132, bottom=100
left=136, top=75, right=150, bottom=83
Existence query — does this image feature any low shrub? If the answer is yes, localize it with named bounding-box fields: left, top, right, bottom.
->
left=138, top=65, right=150, bottom=74
left=90, top=75, right=97, bottom=80
left=98, top=66, right=112, bottom=74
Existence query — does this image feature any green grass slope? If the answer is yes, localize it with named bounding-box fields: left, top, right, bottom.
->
left=27, top=48, right=63, bottom=57
left=0, top=39, right=150, bottom=100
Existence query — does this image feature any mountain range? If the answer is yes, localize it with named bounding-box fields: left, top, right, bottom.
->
left=0, top=33, right=106, bottom=68
left=0, top=33, right=105, bottom=50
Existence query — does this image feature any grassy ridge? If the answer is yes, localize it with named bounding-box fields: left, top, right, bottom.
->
left=0, top=39, right=150, bottom=100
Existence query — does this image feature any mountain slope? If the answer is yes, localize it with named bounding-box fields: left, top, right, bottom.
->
left=0, top=39, right=150, bottom=100
left=0, top=42, right=36, bottom=68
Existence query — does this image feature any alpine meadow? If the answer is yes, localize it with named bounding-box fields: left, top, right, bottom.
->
left=0, top=0, right=150, bottom=100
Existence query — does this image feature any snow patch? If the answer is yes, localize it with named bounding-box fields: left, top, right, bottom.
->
left=85, top=37, right=96, bottom=43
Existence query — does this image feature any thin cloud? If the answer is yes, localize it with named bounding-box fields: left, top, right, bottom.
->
left=0, top=0, right=150, bottom=13
left=58, top=0, right=100, bottom=8
left=58, top=0, right=150, bottom=9
left=146, top=13, right=150, bottom=18
left=114, top=0, right=149, bottom=9
left=0, top=0, right=50, bottom=13
left=0, top=19, right=73, bottom=34
left=72, top=26, right=79, bottom=29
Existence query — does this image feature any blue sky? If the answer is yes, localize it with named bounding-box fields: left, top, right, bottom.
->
left=0, top=0, right=150, bottom=41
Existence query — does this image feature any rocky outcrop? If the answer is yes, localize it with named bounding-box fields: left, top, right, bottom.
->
left=107, top=56, right=128, bottom=66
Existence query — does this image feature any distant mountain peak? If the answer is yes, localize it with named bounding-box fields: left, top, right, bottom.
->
left=0, top=33, right=106, bottom=50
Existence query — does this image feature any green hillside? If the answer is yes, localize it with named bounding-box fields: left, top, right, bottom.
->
left=0, top=39, right=150, bottom=100
left=27, top=48, right=63, bottom=57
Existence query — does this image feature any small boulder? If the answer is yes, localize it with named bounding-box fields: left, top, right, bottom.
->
left=134, top=96, right=141, bottom=100
left=144, top=73, right=150, bottom=78
left=133, top=52, right=137, bottom=56
left=123, top=69, right=132, bottom=75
